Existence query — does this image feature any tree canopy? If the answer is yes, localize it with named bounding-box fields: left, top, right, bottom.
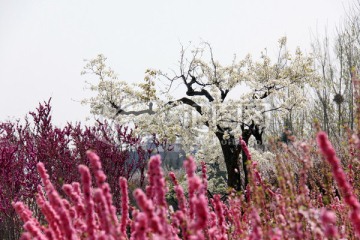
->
left=81, top=38, right=318, bottom=190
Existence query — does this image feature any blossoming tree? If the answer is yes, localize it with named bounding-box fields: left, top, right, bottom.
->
left=82, top=38, right=317, bottom=190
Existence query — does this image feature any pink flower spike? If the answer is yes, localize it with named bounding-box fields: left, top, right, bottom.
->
left=240, top=137, right=251, bottom=161
left=214, top=195, right=226, bottom=236
left=93, top=188, right=112, bottom=235
left=119, top=177, right=129, bottom=236
left=169, top=172, right=178, bottom=186
left=12, top=202, right=35, bottom=224
left=317, top=131, right=360, bottom=237
left=23, top=221, right=47, bottom=240
left=191, top=195, right=208, bottom=232
left=47, top=189, right=77, bottom=240
left=200, top=161, right=208, bottom=195
left=133, top=189, right=162, bottom=234
left=87, top=150, right=107, bottom=187
left=147, top=154, right=167, bottom=207
left=320, top=209, right=338, bottom=238
left=249, top=208, right=262, bottom=240
left=131, top=212, right=148, bottom=240
left=37, top=162, right=55, bottom=193
left=78, top=164, right=96, bottom=238
left=184, top=156, right=197, bottom=179
left=35, top=188, right=62, bottom=238
left=62, top=183, right=86, bottom=220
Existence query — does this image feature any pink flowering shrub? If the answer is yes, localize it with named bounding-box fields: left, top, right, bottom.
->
left=0, top=100, right=156, bottom=239
left=13, top=130, right=360, bottom=239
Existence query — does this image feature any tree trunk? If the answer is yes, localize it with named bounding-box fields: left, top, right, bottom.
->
left=215, top=124, right=263, bottom=191
left=216, top=132, right=242, bottom=191
left=240, top=130, right=252, bottom=189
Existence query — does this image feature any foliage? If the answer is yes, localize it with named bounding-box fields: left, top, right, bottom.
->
left=12, top=130, right=360, bottom=239
left=81, top=39, right=318, bottom=190
left=5, top=3, right=360, bottom=238
left=82, top=40, right=317, bottom=145
left=0, top=99, right=154, bottom=239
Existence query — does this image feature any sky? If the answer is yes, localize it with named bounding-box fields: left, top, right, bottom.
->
left=0, top=0, right=354, bottom=126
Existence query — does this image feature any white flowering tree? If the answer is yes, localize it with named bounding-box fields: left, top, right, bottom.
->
left=82, top=39, right=317, bottom=190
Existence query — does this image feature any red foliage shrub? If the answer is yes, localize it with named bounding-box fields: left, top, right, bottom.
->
left=0, top=99, right=154, bottom=239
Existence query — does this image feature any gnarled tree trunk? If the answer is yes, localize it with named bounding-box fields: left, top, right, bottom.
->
left=216, top=122, right=264, bottom=191
left=216, top=132, right=242, bottom=191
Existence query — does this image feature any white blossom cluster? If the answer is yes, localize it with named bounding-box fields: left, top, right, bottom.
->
left=81, top=39, right=317, bottom=162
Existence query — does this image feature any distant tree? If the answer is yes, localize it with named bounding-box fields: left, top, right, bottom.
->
left=310, top=0, right=360, bottom=143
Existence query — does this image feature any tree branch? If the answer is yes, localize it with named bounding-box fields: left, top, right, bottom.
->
left=167, top=97, right=203, bottom=115
left=110, top=101, right=155, bottom=116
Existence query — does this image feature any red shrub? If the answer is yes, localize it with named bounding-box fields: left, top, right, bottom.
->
left=0, top=99, right=154, bottom=239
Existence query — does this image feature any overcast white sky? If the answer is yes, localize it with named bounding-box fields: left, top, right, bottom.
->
left=0, top=0, right=353, bottom=126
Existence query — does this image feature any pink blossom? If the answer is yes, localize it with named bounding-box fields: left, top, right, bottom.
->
left=19, top=232, right=32, bottom=240
left=320, top=209, right=338, bottom=238
left=131, top=212, right=148, bottom=240
left=147, top=154, right=167, bottom=207
left=23, top=222, right=47, bottom=240
left=133, top=189, right=162, bottom=234
left=317, top=131, right=360, bottom=236
left=62, top=184, right=86, bottom=220
left=119, top=177, right=129, bottom=236
left=213, top=195, right=227, bottom=239
left=191, top=195, right=209, bottom=232
left=87, top=150, right=107, bottom=188
left=79, top=164, right=96, bottom=239
left=13, top=145, right=360, bottom=239
left=200, top=161, right=208, bottom=195
left=240, top=137, right=251, bottom=160
left=93, top=188, right=112, bottom=235
left=12, top=202, right=37, bottom=225
left=248, top=208, right=262, bottom=240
